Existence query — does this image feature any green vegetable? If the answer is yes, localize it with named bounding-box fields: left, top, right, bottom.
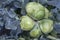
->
left=39, top=19, right=53, bottom=34
left=45, top=8, right=52, bottom=18
left=20, top=16, right=35, bottom=31
left=26, top=2, right=45, bottom=20
left=30, top=23, right=42, bottom=37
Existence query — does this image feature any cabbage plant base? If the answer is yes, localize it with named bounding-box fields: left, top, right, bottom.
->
left=20, top=2, right=54, bottom=40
